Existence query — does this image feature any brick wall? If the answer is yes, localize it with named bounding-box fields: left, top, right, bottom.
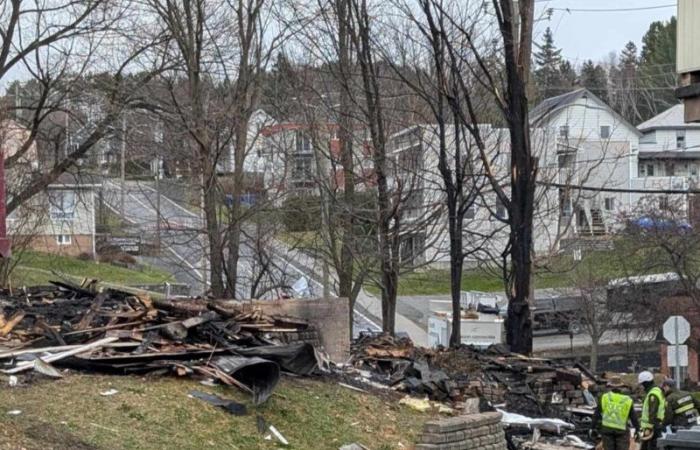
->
left=245, top=297, right=350, bottom=362
left=28, top=234, right=94, bottom=257
left=661, top=343, right=700, bottom=385
left=416, top=412, right=506, bottom=450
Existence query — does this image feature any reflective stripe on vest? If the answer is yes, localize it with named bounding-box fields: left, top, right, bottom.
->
left=674, top=395, right=696, bottom=415
left=641, top=387, right=666, bottom=430
left=601, top=392, right=634, bottom=431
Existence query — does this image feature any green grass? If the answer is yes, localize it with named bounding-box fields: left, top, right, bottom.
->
left=9, top=251, right=174, bottom=288
left=277, top=231, right=322, bottom=249
left=369, top=245, right=648, bottom=296
left=0, top=374, right=432, bottom=450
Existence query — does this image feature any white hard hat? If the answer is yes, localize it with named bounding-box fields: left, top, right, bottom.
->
left=638, top=371, right=654, bottom=384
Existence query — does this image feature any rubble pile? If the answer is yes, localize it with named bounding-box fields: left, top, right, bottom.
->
left=0, top=281, right=323, bottom=403
left=349, top=334, right=596, bottom=431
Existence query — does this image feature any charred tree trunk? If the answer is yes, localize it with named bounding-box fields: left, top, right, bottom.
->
left=498, top=0, right=535, bottom=355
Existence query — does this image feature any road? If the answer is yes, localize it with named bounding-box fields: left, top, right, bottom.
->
left=103, top=179, right=632, bottom=350
left=102, top=179, right=384, bottom=332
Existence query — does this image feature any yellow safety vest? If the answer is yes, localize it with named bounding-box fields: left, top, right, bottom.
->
left=641, top=387, right=666, bottom=430
left=601, top=392, right=634, bottom=430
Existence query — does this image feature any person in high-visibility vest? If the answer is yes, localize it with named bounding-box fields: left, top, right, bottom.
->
left=638, top=371, right=666, bottom=450
left=660, top=378, right=700, bottom=429
left=591, top=376, right=639, bottom=450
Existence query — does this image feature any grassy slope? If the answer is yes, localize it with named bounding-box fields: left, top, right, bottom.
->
left=10, top=251, right=174, bottom=287
left=0, top=375, right=431, bottom=450
left=368, top=247, right=639, bottom=296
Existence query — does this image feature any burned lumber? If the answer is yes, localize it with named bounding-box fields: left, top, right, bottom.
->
left=0, top=284, right=321, bottom=404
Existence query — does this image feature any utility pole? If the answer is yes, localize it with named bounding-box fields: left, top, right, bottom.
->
left=155, top=162, right=161, bottom=253
left=120, top=116, right=126, bottom=217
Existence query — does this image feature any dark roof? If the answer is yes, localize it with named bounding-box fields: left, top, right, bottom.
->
left=638, top=150, right=700, bottom=160
left=530, top=89, right=587, bottom=124
left=530, top=88, right=642, bottom=137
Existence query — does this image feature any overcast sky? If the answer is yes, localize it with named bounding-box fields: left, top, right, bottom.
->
left=535, top=0, right=677, bottom=65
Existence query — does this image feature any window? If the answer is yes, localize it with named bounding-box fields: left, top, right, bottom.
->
left=676, top=130, right=686, bottom=149
left=55, top=234, right=71, bottom=245
left=559, top=189, right=572, bottom=217
left=495, top=197, right=507, bottom=220
left=295, top=131, right=312, bottom=153
left=646, top=164, right=655, bottom=177
left=604, top=197, right=615, bottom=211
left=600, top=125, right=611, bottom=139
left=665, top=162, right=675, bottom=176
left=559, top=125, right=569, bottom=139
left=640, top=131, right=656, bottom=144
left=691, top=164, right=698, bottom=177
left=465, top=205, right=476, bottom=219
left=48, top=191, right=76, bottom=220
left=558, top=153, right=576, bottom=169
left=292, top=155, right=313, bottom=180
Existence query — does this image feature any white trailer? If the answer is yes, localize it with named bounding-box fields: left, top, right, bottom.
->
left=427, top=312, right=504, bottom=348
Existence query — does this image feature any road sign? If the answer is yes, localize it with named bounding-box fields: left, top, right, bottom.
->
left=667, top=345, right=689, bottom=367
left=663, top=316, right=691, bottom=345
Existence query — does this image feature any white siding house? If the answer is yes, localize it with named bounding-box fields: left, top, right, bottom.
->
left=637, top=104, right=700, bottom=180
left=390, top=89, right=688, bottom=267
left=7, top=173, right=100, bottom=257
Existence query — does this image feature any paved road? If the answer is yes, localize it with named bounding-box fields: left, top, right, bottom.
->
left=104, top=179, right=624, bottom=350
left=103, top=180, right=208, bottom=294
left=104, top=180, right=303, bottom=298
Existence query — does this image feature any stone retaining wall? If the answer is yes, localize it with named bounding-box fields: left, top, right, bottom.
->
left=416, top=412, right=506, bottom=450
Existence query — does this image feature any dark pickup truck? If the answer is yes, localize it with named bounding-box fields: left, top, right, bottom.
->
left=532, top=294, right=583, bottom=334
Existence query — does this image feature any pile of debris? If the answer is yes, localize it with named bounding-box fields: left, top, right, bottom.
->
left=0, top=281, right=323, bottom=403
left=348, top=334, right=596, bottom=436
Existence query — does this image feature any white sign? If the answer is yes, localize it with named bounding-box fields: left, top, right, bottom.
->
left=663, top=316, right=691, bottom=345
left=667, top=344, right=689, bottom=367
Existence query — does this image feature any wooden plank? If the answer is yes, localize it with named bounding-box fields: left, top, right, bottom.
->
left=76, top=293, right=108, bottom=331
left=0, top=311, right=26, bottom=337
left=2, top=337, right=119, bottom=374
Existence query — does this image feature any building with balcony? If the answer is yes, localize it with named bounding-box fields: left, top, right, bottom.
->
left=637, top=104, right=700, bottom=179
left=388, top=89, right=689, bottom=267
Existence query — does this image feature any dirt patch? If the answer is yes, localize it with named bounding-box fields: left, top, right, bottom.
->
left=1, top=419, right=101, bottom=450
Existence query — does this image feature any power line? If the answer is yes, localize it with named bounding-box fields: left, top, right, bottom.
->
left=539, top=181, right=698, bottom=195
left=549, top=4, right=675, bottom=13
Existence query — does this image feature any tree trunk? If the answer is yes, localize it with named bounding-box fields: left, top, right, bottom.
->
left=500, top=0, right=535, bottom=355
left=590, top=335, right=599, bottom=372
left=448, top=210, right=464, bottom=347
left=337, top=0, right=355, bottom=301
left=225, top=120, right=248, bottom=298
left=202, top=157, right=225, bottom=297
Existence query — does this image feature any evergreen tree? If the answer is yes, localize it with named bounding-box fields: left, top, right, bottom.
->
left=260, top=51, right=299, bottom=118
left=608, top=41, right=641, bottom=123
left=580, top=60, right=608, bottom=102
left=637, top=17, right=678, bottom=120
left=558, top=60, right=577, bottom=88
left=533, top=27, right=568, bottom=100
left=619, top=41, right=639, bottom=80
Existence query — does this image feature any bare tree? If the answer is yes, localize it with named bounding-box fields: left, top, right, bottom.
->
left=568, top=264, right=618, bottom=372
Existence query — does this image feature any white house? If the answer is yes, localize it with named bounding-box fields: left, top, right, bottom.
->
left=220, top=109, right=277, bottom=175
left=7, top=173, right=100, bottom=258
left=390, top=89, right=688, bottom=267
left=637, top=104, right=700, bottom=180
